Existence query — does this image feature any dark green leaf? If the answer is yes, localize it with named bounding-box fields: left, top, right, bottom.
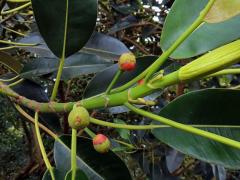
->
left=54, top=53, right=113, bottom=81
left=160, top=0, right=240, bottom=59
left=82, top=32, right=130, bottom=61
left=152, top=89, right=240, bottom=169
left=20, top=53, right=113, bottom=81
left=18, top=32, right=56, bottom=58
left=20, top=57, right=57, bottom=78
left=19, top=32, right=129, bottom=61
left=54, top=135, right=132, bottom=180
left=31, top=0, right=97, bottom=57
left=111, top=146, right=130, bottom=152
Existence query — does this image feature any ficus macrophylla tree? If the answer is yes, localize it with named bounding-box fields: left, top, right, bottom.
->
left=1, top=0, right=240, bottom=179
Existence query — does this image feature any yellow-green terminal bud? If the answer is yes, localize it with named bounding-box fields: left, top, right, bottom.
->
left=93, top=134, right=111, bottom=153
left=68, top=106, right=90, bottom=130
left=179, top=40, right=240, bottom=81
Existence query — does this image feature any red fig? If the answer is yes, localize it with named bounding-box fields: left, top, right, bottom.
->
left=118, top=53, right=136, bottom=71
left=93, top=134, right=111, bottom=153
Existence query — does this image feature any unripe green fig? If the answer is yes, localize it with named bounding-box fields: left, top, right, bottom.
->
left=118, top=53, right=136, bottom=71
left=93, top=134, right=111, bottom=153
left=68, top=106, right=90, bottom=130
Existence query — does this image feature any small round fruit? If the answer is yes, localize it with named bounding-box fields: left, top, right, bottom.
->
left=118, top=53, right=136, bottom=71
left=68, top=106, right=90, bottom=130
left=93, top=134, right=111, bottom=153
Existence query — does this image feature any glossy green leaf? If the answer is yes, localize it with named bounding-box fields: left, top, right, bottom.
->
left=0, top=52, right=23, bottom=73
left=19, top=32, right=129, bottom=61
left=20, top=57, right=57, bottom=78
left=82, top=32, right=130, bottom=61
left=42, top=168, right=64, bottom=180
left=52, top=53, right=112, bottom=81
left=65, top=169, right=88, bottom=180
left=54, top=136, right=132, bottom=180
left=31, top=0, right=97, bottom=58
left=205, top=0, right=240, bottom=23
left=20, top=53, right=112, bottom=81
left=152, top=89, right=240, bottom=169
left=160, top=0, right=240, bottom=59
left=18, top=32, right=56, bottom=58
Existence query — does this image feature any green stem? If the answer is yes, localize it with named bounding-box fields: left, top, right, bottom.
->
left=0, top=39, right=36, bottom=46
left=8, top=78, right=23, bottom=87
left=111, top=70, right=147, bottom=93
left=113, top=139, right=135, bottom=149
left=7, top=0, right=30, bottom=2
left=0, top=75, right=20, bottom=82
left=71, top=129, right=77, bottom=180
left=147, top=70, right=179, bottom=89
left=50, top=0, right=69, bottom=100
left=50, top=56, right=65, bottom=100
left=84, top=128, right=96, bottom=138
left=34, top=112, right=55, bottom=180
left=105, top=70, right=123, bottom=94
left=3, top=59, right=240, bottom=113
left=144, top=0, right=216, bottom=81
left=90, top=117, right=163, bottom=130
left=206, top=68, right=240, bottom=78
left=1, top=2, right=31, bottom=15
left=0, top=71, right=179, bottom=112
left=0, top=46, right=26, bottom=51
left=91, top=117, right=240, bottom=129
left=153, top=125, right=240, bottom=128
left=125, top=102, right=240, bottom=149
left=3, top=26, right=26, bottom=36
left=231, top=84, right=240, bottom=89
left=0, top=82, right=19, bottom=98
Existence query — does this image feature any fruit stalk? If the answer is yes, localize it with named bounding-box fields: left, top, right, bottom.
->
left=71, top=128, right=77, bottom=180
left=105, top=69, right=123, bottom=94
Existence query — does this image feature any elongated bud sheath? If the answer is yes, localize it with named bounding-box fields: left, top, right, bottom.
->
left=93, top=134, right=111, bottom=153
left=179, top=40, right=240, bottom=81
left=68, top=106, right=90, bottom=130
left=118, top=53, right=136, bottom=71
